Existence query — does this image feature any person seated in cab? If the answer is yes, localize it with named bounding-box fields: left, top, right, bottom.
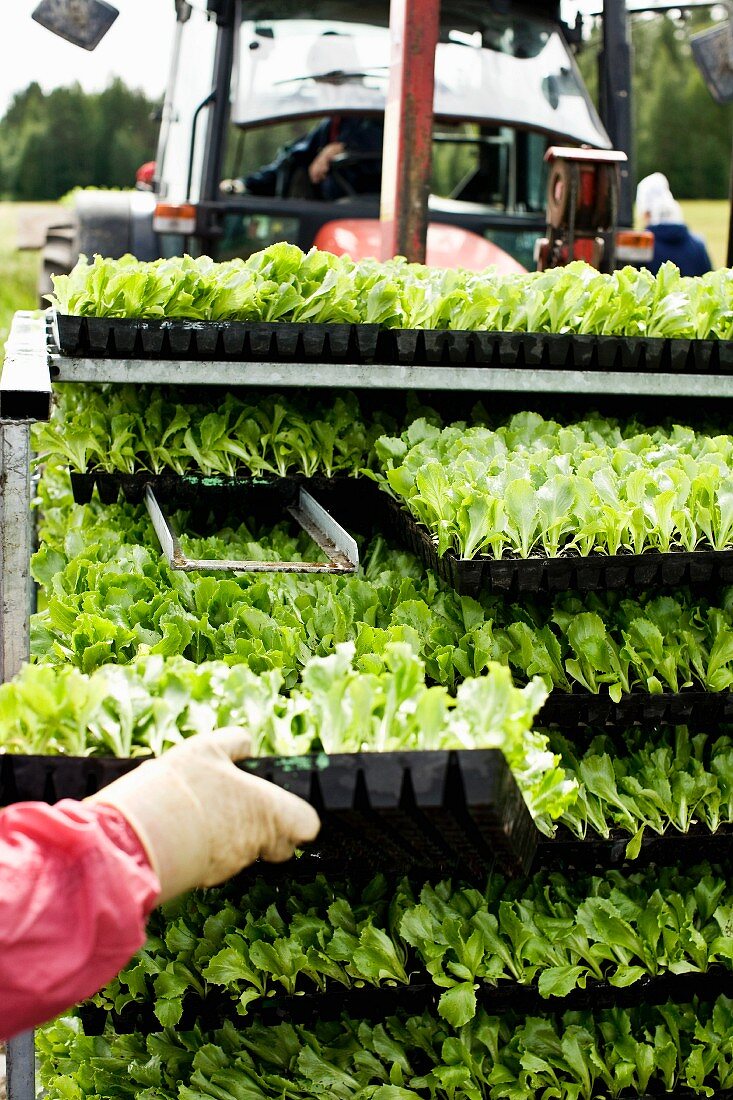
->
left=241, top=114, right=384, bottom=201
left=223, top=30, right=384, bottom=201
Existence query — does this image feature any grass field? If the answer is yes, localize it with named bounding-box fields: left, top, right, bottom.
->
left=679, top=200, right=728, bottom=269
left=0, top=203, right=41, bottom=355
left=0, top=199, right=730, bottom=359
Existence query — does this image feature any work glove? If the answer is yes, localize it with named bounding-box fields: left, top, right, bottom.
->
left=219, top=178, right=247, bottom=194
left=86, top=728, right=320, bottom=903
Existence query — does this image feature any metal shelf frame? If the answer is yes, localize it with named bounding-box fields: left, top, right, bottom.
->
left=5, top=309, right=733, bottom=1100
left=49, top=354, right=733, bottom=397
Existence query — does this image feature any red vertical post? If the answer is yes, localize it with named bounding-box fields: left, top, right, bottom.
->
left=379, top=0, right=441, bottom=263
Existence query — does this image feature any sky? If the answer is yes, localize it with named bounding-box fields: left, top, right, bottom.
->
left=1, top=1, right=175, bottom=113
left=0, top=0, right=671, bottom=117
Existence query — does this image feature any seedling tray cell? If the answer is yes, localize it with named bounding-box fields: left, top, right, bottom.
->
left=51, top=311, right=733, bottom=372
left=0, top=748, right=537, bottom=877
left=385, top=495, right=733, bottom=596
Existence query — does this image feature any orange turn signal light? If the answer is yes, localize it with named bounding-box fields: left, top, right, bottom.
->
left=153, top=203, right=197, bottom=234
left=615, top=230, right=654, bottom=264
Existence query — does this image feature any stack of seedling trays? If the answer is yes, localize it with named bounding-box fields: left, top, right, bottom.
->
left=22, top=292, right=733, bottom=1099
left=380, top=496, right=733, bottom=730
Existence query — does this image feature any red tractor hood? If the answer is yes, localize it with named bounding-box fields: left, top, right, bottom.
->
left=313, top=219, right=527, bottom=273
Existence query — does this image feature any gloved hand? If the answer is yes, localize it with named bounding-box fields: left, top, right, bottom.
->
left=219, top=178, right=247, bottom=194
left=86, top=729, right=320, bottom=903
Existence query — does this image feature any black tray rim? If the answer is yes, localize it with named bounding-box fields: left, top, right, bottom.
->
left=384, top=493, right=733, bottom=596
left=76, top=962, right=733, bottom=1036
left=50, top=309, right=733, bottom=371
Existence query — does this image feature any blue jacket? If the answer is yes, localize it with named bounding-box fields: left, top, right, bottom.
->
left=244, top=117, right=383, bottom=201
left=647, top=222, right=712, bottom=277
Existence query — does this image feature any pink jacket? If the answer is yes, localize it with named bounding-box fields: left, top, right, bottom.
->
left=0, top=800, right=160, bottom=1039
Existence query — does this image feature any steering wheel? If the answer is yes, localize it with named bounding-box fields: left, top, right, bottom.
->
left=329, top=150, right=382, bottom=198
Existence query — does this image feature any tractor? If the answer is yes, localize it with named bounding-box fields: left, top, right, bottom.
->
left=34, top=0, right=623, bottom=291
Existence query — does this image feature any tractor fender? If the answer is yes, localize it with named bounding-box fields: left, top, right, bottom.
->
left=75, top=189, right=158, bottom=261
left=39, top=190, right=159, bottom=305
left=313, top=218, right=527, bottom=273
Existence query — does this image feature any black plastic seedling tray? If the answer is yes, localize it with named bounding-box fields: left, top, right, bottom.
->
left=67, top=469, right=383, bottom=548
left=537, top=823, right=733, bottom=872
left=538, top=689, right=733, bottom=729
left=0, top=749, right=537, bottom=877
left=68, top=469, right=366, bottom=509
left=52, top=313, right=384, bottom=363
left=51, top=311, right=733, bottom=372
left=385, top=495, right=733, bottom=597
left=78, top=963, right=733, bottom=1036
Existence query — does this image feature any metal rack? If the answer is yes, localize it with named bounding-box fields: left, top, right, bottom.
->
left=48, top=351, right=733, bottom=396
left=144, top=484, right=359, bottom=574
left=4, top=309, right=733, bottom=1100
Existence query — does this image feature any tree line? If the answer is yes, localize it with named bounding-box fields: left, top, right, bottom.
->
left=0, top=10, right=731, bottom=203
left=0, top=79, right=159, bottom=201
left=578, top=9, right=733, bottom=201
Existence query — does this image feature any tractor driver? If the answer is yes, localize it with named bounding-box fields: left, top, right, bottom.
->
left=222, top=31, right=384, bottom=202
left=237, top=114, right=384, bottom=202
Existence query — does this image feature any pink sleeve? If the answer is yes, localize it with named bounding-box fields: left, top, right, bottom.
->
left=0, top=799, right=160, bottom=1040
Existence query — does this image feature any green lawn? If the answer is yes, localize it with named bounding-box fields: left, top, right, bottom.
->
left=0, top=203, right=40, bottom=355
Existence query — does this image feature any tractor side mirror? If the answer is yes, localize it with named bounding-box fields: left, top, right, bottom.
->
left=31, top=0, right=119, bottom=51
left=691, top=21, right=733, bottom=105
left=691, top=5, right=733, bottom=105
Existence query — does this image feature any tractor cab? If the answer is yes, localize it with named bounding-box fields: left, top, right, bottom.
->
left=32, top=0, right=612, bottom=282
left=153, top=1, right=610, bottom=273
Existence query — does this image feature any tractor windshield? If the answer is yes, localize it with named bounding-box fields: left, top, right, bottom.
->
left=232, top=11, right=609, bottom=148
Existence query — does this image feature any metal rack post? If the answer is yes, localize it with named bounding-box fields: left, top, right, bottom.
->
left=6, top=1031, right=34, bottom=1100
left=1, top=315, right=45, bottom=1100
left=0, top=422, right=35, bottom=1096
left=0, top=421, right=34, bottom=684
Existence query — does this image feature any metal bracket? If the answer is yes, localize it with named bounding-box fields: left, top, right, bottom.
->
left=144, top=484, right=359, bottom=574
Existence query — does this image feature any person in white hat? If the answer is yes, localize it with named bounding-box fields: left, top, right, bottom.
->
left=635, top=173, right=712, bottom=276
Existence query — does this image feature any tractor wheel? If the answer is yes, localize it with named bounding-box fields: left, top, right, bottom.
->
left=38, top=223, right=78, bottom=306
